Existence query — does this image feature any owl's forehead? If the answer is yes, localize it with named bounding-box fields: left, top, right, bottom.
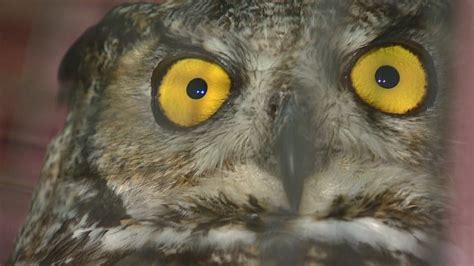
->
left=156, top=0, right=432, bottom=64
left=161, top=0, right=426, bottom=26
left=159, top=1, right=304, bottom=58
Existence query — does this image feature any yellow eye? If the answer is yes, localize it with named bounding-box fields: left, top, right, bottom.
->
left=350, top=45, right=430, bottom=115
left=152, top=58, right=231, bottom=128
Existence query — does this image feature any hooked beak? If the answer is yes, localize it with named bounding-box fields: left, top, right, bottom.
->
left=274, top=94, right=316, bottom=212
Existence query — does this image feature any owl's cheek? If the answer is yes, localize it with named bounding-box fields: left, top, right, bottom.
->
left=195, top=163, right=291, bottom=210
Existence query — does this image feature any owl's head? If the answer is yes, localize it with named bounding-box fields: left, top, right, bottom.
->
left=51, top=0, right=451, bottom=264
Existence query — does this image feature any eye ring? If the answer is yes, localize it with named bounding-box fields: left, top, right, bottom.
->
left=345, top=41, right=437, bottom=116
left=151, top=54, right=238, bottom=130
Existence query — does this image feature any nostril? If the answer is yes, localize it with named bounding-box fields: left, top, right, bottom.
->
left=267, top=92, right=285, bottom=120
left=269, top=102, right=278, bottom=120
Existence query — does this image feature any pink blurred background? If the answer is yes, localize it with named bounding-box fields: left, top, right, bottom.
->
left=0, top=0, right=472, bottom=264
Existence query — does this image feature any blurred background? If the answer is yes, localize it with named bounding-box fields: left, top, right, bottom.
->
left=0, top=0, right=473, bottom=264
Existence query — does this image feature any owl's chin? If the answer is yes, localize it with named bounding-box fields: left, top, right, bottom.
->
left=98, top=214, right=438, bottom=264
left=93, top=160, right=443, bottom=264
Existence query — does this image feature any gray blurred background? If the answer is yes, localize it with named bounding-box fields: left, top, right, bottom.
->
left=0, top=0, right=473, bottom=264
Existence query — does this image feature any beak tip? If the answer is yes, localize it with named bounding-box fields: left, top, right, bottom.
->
left=282, top=175, right=304, bottom=212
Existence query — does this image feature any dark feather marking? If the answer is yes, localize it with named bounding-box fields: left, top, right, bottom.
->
left=158, top=193, right=268, bottom=234
left=312, top=241, right=430, bottom=266
left=130, top=246, right=260, bottom=266
left=323, top=191, right=444, bottom=232
left=76, top=178, right=130, bottom=227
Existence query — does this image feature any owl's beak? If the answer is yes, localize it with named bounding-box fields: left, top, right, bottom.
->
left=274, top=94, right=315, bottom=212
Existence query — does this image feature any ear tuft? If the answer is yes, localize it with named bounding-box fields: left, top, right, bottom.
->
left=58, top=3, right=161, bottom=107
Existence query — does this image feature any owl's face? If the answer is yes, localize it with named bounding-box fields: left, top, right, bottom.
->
left=12, top=0, right=451, bottom=264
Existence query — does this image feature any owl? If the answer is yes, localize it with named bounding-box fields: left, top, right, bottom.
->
left=9, top=0, right=451, bottom=265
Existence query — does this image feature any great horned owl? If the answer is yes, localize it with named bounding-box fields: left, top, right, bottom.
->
left=9, top=0, right=451, bottom=265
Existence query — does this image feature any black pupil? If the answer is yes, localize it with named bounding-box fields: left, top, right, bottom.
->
left=375, top=65, right=400, bottom=89
left=186, top=78, right=208, bottom=99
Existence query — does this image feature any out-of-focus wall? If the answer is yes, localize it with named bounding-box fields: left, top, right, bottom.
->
left=0, top=0, right=472, bottom=264
left=448, top=0, right=474, bottom=264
